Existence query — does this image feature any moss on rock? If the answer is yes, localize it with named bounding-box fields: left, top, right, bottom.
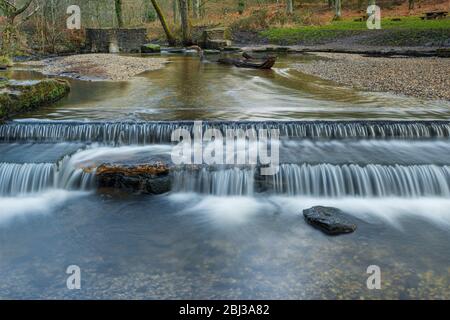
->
left=0, top=56, right=13, bottom=69
left=0, top=79, right=70, bottom=119
left=141, top=44, right=161, bottom=53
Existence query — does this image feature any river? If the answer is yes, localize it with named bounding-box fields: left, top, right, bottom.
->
left=0, top=55, right=449, bottom=299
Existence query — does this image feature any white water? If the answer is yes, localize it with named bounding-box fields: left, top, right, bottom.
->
left=168, top=193, right=450, bottom=229
left=0, top=190, right=89, bottom=225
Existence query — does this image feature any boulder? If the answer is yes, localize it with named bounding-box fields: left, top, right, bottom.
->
left=141, top=43, right=161, bottom=53
left=0, top=79, right=70, bottom=119
left=303, top=206, right=357, bottom=235
left=96, top=163, right=171, bottom=195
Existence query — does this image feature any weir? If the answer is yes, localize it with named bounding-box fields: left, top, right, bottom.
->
left=2, top=120, right=450, bottom=198
left=4, top=159, right=450, bottom=198
left=170, top=163, right=450, bottom=197
left=0, top=159, right=95, bottom=196
left=1, top=120, right=450, bottom=144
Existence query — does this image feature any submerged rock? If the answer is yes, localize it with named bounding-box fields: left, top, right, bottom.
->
left=0, top=79, right=70, bottom=119
left=96, top=163, right=171, bottom=195
left=303, top=206, right=357, bottom=235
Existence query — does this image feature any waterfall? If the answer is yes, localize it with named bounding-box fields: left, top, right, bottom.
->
left=0, top=163, right=56, bottom=195
left=268, top=164, right=450, bottom=197
left=172, top=167, right=255, bottom=196
left=2, top=120, right=450, bottom=144
left=2, top=160, right=449, bottom=197
left=0, top=159, right=96, bottom=196
left=171, top=164, right=450, bottom=197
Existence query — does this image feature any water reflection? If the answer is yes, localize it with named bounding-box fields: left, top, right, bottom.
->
left=8, top=55, right=450, bottom=121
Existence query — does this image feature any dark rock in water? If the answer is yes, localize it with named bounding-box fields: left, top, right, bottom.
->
left=96, top=163, right=171, bottom=195
left=303, top=206, right=357, bottom=235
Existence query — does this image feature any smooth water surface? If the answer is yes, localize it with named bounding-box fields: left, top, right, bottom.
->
left=9, top=55, right=450, bottom=121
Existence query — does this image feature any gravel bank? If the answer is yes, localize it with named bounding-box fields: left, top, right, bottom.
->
left=294, top=53, right=450, bottom=100
left=25, top=54, right=167, bottom=81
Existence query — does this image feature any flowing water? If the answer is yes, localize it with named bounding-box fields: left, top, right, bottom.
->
left=0, top=55, right=449, bottom=299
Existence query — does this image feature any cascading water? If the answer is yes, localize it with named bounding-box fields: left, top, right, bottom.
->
left=1, top=121, right=450, bottom=198
left=0, top=157, right=96, bottom=196
left=168, top=163, right=450, bottom=197
left=267, top=163, right=450, bottom=197
left=2, top=120, right=450, bottom=144
left=0, top=163, right=56, bottom=195
left=171, top=167, right=255, bottom=196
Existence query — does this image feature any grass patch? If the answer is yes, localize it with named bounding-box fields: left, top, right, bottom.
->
left=261, top=17, right=450, bottom=45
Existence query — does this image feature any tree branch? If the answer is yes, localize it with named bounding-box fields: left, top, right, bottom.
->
left=17, top=3, right=40, bottom=26
left=15, top=0, right=35, bottom=17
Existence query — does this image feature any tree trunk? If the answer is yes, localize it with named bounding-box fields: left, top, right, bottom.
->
left=193, top=0, right=200, bottom=18
left=178, top=0, right=192, bottom=46
left=150, top=0, right=177, bottom=46
left=286, top=0, right=294, bottom=14
left=173, top=0, right=179, bottom=24
left=408, top=0, right=414, bottom=10
left=115, top=0, right=124, bottom=28
left=334, top=0, right=342, bottom=20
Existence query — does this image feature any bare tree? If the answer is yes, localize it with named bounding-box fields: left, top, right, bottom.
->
left=178, top=0, right=192, bottom=45
left=173, top=0, right=179, bottom=24
left=0, top=0, right=39, bottom=55
left=115, top=0, right=124, bottom=28
left=193, top=0, right=200, bottom=18
left=334, top=0, right=342, bottom=20
left=286, top=0, right=293, bottom=14
left=150, top=0, right=176, bottom=46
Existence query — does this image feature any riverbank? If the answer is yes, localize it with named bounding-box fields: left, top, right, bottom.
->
left=0, top=79, right=70, bottom=120
left=24, top=54, right=167, bottom=81
left=294, top=53, right=450, bottom=101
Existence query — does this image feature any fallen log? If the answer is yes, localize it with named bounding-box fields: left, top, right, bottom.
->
left=218, top=56, right=276, bottom=69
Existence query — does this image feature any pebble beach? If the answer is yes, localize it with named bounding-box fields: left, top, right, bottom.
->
left=294, top=53, right=450, bottom=100
left=25, top=54, right=167, bottom=81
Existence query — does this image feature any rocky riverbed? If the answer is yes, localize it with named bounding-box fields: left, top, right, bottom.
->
left=294, top=53, right=450, bottom=101
left=24, top=54, right=167, bottom=81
